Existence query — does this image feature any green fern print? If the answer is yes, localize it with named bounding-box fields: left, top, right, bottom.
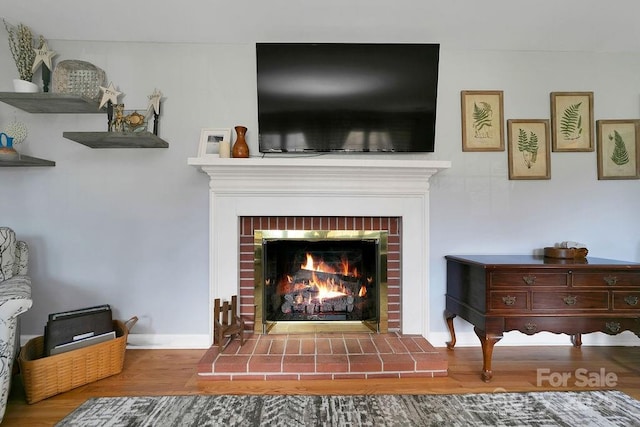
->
left=560, top=102, right=583, bottom=140
left=472, top=102, right=493, bottom=138
left=517, top=128, right=539, bottom=169
left=609, top=130, right=630, bottom=166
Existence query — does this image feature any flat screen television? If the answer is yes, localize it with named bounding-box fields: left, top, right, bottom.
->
left=256, top=43, right=440, bottom=153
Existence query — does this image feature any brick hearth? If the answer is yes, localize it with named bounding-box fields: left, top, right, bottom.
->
left=198, top=332, right=447, bottom=381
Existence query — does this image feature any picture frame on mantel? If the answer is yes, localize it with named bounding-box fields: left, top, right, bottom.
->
left=198, top=128, right=231, bottom=157
left=460, top=90, right=504, bottom=152
left=596, top=119, right=640, bottom=180
left=550, top=91, right=594, bottom=152
left=507, top=119, right=551, bottom=180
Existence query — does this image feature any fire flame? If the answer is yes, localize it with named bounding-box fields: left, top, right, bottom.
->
left=301, top=253, right=359, bottom=277
left=277, top=252, right=373, bottom=306
left=358, top=285, right=367, bottom=297
left=306, top=272, right=346, bottom=302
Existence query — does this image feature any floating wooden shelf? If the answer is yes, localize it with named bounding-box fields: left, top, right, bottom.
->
left=62, top=132, right=169, bottom=148
left=0, top=154, right=55, bottom=167
left=0, top=92, right=101, bottom=113
left=0, top=93, right=168, bottom=154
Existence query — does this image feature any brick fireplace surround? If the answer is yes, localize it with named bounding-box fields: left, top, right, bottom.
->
left=241, top=216, right=400, bottom=332
left=188, top=157, right=450, bottom=380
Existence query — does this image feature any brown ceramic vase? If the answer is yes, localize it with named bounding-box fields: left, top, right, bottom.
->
left=232, top=126, right=249, bottom=158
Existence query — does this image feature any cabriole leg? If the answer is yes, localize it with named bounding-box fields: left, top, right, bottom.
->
left=571, top=333, right=582, bottom=347
left=445, top=310, right=457, bottom=350
left=474, top=326, right=502, bottom=382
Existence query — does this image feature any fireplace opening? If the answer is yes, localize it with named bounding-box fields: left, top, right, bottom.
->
left=266, top=240, right=376, bottom=322
left=254, top=230, right=388, bottom=334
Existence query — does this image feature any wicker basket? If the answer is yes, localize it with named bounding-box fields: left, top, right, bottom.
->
left=19, top=318, right=135, bottom=404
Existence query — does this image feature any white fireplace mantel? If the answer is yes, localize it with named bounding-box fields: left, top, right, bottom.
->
left=188, top=156, right=451, bottom=342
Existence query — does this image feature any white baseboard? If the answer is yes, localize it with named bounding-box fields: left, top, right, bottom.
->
left=125, top=333, right=211, bottom=349
left=20, top=333, right=211, bottom=350
left=427, top=330, right=640, bottom=348
left=21, top=330, right=638, bottom=350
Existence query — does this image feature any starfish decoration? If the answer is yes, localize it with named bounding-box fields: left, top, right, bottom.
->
left=31, top=41, right=58, bottom=73
left=98, top=82, right=122, bottom=109
left=147, top=88, right=163, bottom=115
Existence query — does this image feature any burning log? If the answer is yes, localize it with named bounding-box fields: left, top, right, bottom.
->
left=281, top=291, right=356, bottom=314
left=270, top=251, right=375, bottom=320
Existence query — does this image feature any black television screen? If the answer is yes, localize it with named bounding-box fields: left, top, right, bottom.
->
left=256, top=43, right=440, bottom=153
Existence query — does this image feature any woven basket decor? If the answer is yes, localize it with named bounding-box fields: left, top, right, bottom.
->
left=19, top=319, right=130, bottom=404
left=51, top=60, right=106, bottom=101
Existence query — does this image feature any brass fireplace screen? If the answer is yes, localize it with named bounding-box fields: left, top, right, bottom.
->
left=254, top=230, right=388, bottom=334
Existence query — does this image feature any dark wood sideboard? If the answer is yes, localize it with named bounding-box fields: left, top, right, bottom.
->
left=444, top=255, right=640, bottom=381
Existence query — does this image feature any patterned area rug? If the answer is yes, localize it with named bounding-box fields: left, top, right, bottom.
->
left=56, top=390, right=640, bottom=426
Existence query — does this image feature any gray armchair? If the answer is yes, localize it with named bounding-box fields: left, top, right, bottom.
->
left=0, top=227, right=32, bottom=421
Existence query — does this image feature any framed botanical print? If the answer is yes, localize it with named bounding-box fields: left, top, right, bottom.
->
left=596, top=120, right=640, bottom=180
left=507, top=119, right=551, bottom=180
left=461, top=90, right=504, bottom=151
left=550, top=92, right=594, bottom=152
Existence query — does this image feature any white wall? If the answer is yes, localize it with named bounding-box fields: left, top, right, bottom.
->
left=1, top=40, right=258, bottom=348
left=429, top=49, right=640, bottom=346
left=1, top=3, right=639, bottom=348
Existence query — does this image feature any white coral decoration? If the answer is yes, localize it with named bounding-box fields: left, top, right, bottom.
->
left=4, top=119, right=27, bottom=145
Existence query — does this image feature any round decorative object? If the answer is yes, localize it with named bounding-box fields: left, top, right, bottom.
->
left=543, top=247, right=589, bottom=259
left=123, top=111, right=147, bottom=132
left=4, top=119, right=28, bottom=145
left=52, top=60, right=106, bottom=101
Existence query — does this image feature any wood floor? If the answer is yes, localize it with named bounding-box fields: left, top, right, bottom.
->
left=4, top=345, right=639, bottom=426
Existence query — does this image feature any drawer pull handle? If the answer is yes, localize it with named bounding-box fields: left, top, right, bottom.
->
left=522, top=275, right=536, bottom=285
left=624, top=296, right=639, bottom=306
left=563, top=295, right=578, bottom=305
left=502, top=296, right=517, bottom=306
left=524, top=322, right=537, bottom=333
left=604, top=276, right=618, bottom=286
left=606, top=322, right=621, bottom=333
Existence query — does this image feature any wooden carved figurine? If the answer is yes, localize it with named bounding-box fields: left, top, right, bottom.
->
left=112, top=104, right=125, bottom=132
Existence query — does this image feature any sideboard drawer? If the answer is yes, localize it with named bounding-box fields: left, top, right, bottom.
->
left=490, top=292, right=528, bottom=310
left=531, top=291, right=609, bottom=310
left=572, top=272, right=640, bottom=287
left=612, top=292, right=640, bottom=310
left=491, top=272, right=567, bottom=287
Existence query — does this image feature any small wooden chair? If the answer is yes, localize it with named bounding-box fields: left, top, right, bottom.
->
left=213, top=295, right=245, bottom=351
